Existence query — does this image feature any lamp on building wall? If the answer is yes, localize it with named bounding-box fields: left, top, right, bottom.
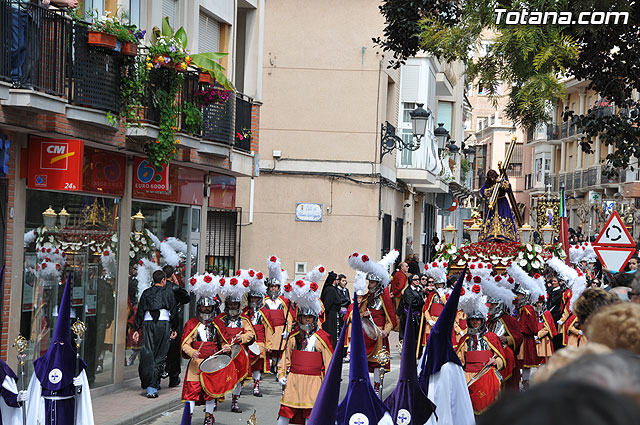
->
left=443, top=224, right=457, bottom=245
left=380, top=103, right=431, bottom=160
left=434, top=123, right=450, bottom=150
left=58, top=207, right=70, bottom=228
left=463, top=145, right=476, bottom=162
left=447, top=140, right=460, bottom=156
left=540, top=223, right=555, bottom=246
left=42, top=206, right=57, bottom=229
left=519, top=223, right=534, bottom=245
left=468, top=220, right=482, bottom=243
left=131, top=210, right=145, bottom=234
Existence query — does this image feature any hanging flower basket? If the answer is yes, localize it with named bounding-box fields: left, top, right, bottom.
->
left=87, top=31, right=117, bottom=49
left=199, top=73, right=212, bottom=84
left=121, top=42, right=138, bottom=57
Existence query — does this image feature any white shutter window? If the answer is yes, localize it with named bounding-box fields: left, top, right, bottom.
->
left=401, top=65, right=419, bottom=102
left=162, top=0, right=177, bottom=27
left=437, top=101, right=453, bottom=134
left=199, top=12, right=220, bottom=54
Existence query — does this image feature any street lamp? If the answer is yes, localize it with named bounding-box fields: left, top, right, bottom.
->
left=540, top=223, right=555, bottom=246
left=42, top=206, right=57, bottom=229
left=447, top=140, right=460, bottom=157
left=468, top=220, right=482, bottom=243
left=410, top=103, right=430, bottom=142
left=58, top=207, right=70, bottom=228
left=434, top=123, right=450, bottom=150
left=443, top=224, right=457, bottom=245
left=380, top=103, right=431, bottom=159
left=519, top=223, right=534, bottom=245
left=463, top=145, right=476, bottom=162
left=131, top=210, right=145, bottom=234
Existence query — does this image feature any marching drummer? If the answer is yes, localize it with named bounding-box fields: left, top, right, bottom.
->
left=180, top=280, right=221, bottom=425
left=241, top=269, right=269, bottom=397
left=277, top=277, right=333, bottom=425
left=212, top=272, right=255, bottom=414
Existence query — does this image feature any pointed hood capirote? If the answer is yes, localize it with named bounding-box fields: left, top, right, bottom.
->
left=306, top=317, right=348, bottom=425
left=33, top=272, right=86, bottom=391
left=336, top=293, right=390, bottom=424
left=384, top=307, right=435, bottom=424
left=180, top=401, right=192, bottom=425
left=419, top=268, right=467, bottom=392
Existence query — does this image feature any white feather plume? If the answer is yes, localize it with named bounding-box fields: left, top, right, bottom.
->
left=507, top=263, right=546, bottom=302
left=101, top=251, right=117, bottom=277
left=353, top=271, right=368, bottom=296
left=267, top=255, right=287, bottom=285
left=283, top=277, right=322, bottom=315
left=137, top=258, right=161, bottom=300
left=482, top=275, right=516, bottom=310
left=159, top=240, right=181, bottom=267
left=305, top=264, right=327, bottom=284
left=547, top=257, right=588, bottom=310
left=347, top=250, right=397, bottom=288
left=458, top=290, right=488, bottom=319
left=424, top=260, right=447, bottom=283
left=188, top=273, right=221, bottom=301
left=146, top=229, right=161, bottom=249
left=24, top=229, right=37, bottom=247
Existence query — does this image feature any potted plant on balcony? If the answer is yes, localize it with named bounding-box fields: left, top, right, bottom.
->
left=87, top=13, right=119, bottom=49
left=116, top=26, right=145, bottom=57
left=195, top=85, right=233, bottom=106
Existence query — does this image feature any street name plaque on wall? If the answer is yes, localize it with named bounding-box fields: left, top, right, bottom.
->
left=295, top=203, right=323, bottom=222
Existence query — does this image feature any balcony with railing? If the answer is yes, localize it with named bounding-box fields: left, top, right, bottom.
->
left=546, top=123, right=560, bottom=141
left=0, top=2, right=256, bottom=165
left=544, top=174, right=557, bottom=192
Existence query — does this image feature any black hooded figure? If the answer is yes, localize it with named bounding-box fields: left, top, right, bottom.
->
left=320, top=271, right=341, bottom=346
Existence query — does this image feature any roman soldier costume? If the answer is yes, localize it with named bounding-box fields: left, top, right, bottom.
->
left=534, top=295, right=558, bottom=361
left=263, top=256, right=295, bottom=373
left=347, top=249, right=399, bottom=395
left=277, top=269, right=333, bottom=425
left=241, top=269, right=268, bottom=396
left=486, top=295, right=522, bottom=391
left=456, top=283, right=506, bottom=415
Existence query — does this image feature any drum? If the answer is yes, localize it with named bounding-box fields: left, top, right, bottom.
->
left=362, top=317, right=379, bottom=340
left=199, top=354, right=232, bottom=373
left=248, top=342, right=261, bottom=356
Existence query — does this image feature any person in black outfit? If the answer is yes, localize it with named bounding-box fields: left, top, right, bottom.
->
left=335, top=274, right=351, bottom=337
left=320, top=271, right=341, bottom=346
left=407, top=254, right=421, bottom=275
left=132, top=270, right=178, bottom=398
left=162, top=265, right=190, bottom=388
left=398, top=274, right=424, bottom=342
left=547, top=276, right=564, bottom=350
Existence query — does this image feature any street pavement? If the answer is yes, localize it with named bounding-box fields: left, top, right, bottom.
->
left=141, top=335, right=402, bottom=425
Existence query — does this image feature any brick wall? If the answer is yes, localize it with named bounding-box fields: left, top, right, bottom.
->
left=1, top=136, right=17, bottom=360
left=250, top=104, right=260, bottom=154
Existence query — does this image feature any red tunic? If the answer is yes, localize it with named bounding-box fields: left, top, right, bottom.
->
left=498, top=314, right=523, bottom=391
left=390, top=270, right=408, bottom=298
left=518, top=305, right=542, bottom=368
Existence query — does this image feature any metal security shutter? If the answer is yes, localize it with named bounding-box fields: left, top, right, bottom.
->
left=198, top=12, right=220, bottom=54
left=437, top=101, right=453, bottom=133
left=401, top=65, right=419, bottom=102
left=162, top=0, right=177, bottom=27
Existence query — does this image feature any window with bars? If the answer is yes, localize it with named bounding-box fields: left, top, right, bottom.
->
left=205, top=209, right=240, bottom=275
left=199, top=12, right=220, bottom=54
left=507, top=143, right=524, bottom=177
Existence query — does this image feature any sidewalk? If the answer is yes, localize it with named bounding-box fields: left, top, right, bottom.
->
left=92, top=379, right=183, bottom=425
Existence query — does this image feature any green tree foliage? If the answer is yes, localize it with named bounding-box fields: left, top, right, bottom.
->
left=374, top=0, right=640, bottom=170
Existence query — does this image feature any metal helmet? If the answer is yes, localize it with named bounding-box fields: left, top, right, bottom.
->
left=196, top=297, right=216, bottom=322
left=515, top=286, right=531, bottom=308
left=265, top=278, right=282, bottom=299
left=467, top=310, right=487, bottom=336
left=534, top=295, right=547, bottom=313
left=297, top=306, right=319, bottom=332
left=487, top=297, right=506, bottom=320
left=366, top=273, right=383, bottom=296
left=225, top=296, right=242, bottom=317
left=248, top=291, right=264, bottom=309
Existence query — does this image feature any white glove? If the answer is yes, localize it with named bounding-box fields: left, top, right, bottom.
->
left=281, top=331, right=289, bottom=339
left=73, top=376, right=83, bottom=387
left=279, top=377, right=287, bottom=386
left=428, top=320, right=436, bottom=326
left=534, top=335, right=539, bottom=340
left=17, top=391, right=28, bottom=402
left=557, top=320, right=563, bottom=326
left=578, top=330, right=584, bottom=336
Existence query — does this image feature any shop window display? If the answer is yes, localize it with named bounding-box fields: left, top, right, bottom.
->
left=21, top=191, right=120, bottom=388
left=125, top=201, right=197, bottom=374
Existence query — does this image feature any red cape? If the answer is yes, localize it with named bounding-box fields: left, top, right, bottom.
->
left=366, top=287, right=397, bottom=329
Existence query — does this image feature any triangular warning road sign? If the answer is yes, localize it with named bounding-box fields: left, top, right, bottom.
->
left=594, top=211, right=635, bottom=247
left=594, top=246, right=636, bottom=272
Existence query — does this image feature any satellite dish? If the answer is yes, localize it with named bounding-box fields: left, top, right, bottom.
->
left=436, top=193, right=454, bottom=210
